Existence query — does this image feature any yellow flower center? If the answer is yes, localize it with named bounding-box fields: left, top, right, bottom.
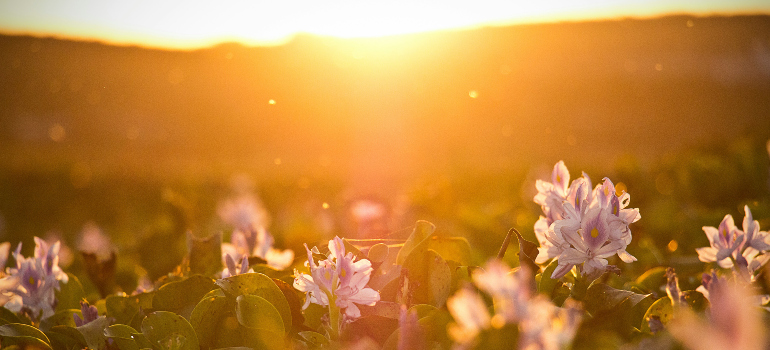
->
left=324, top=271, right=331, bottom=281
left=556, top=175, right=561, bottom=183
left=591, top=228, right=599, bottom=238
left=29, top=277, right=35, bottom=285
left=340, top=269, right=347, bottom=278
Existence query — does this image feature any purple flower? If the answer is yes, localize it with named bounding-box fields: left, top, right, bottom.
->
left=3, top=238, right=69, bottom=320
left=74, top=300, right=99, bottom=327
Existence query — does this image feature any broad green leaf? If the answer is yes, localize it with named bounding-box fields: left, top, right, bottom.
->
left=634, top=267, right=668, bottom=294
left=297, top=331, right=330, bottom=348
left=271, top=278, right=305, bottom=330
left=55, top=274, right=85, bottom=312
left=0, top=323, right=52, bottom=350
left=640, top=296, right=673, bottom=333
left=215, top=273, right=292, bottom=332
left=682, top=290, right=709, bottom=312
left=402, top=249, right=451, bottom=307
left=537, top=259, right=560, bottom=297
left=104, top=324, right=153, bottom=350
left=341, top=315, right=398, bottom=345
left=342, top=238, right=366, bottom=260
left=0, top=307, right=22, bottom=325
left=39, top=309, right=81, bottom=331
left=45, top=325, right=88, bottom=350
left=360, top=300, right=401, bottom=319
left=583, top=283, right=651, bottom=316
left=513, top=229, right=539, bottom=274
left=367, top=243, right=389, bottom=264
left=107, top=293, right=154, bottom=326
left=235, top=295, right=285, bottom=334
left=409, top=304, right=438, bottom=319
left=424, top=236, right=472, bottom=266
left=141, top=311, right=199, bottom=350
left=189, top=294, right=231, bottom=349
left=153, top=274, right=216, bottom=318
left=396, top=221, right=436, bottom=265
left=77, top=316, right=110, bottom=350
left=187, top=231, right=223, bottom=277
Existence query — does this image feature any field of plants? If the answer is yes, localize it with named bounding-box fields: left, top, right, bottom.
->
left=1, top=133, right=769, bottom=350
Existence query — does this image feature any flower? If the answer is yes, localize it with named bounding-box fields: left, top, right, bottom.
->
left=221, top=254, right=254, bottom=278
left=74, top=300, right=99, bottom=327
left=447, top=261, right=581, bottom=350
left=533, top=162, right=640, bottom=279
left=552, top=205, right=627, bottom=279
left=2, top=237, right=69, bottom=320
left=696, top=214, right=745, bottom=268
left=696, top=206, right=770, bottom=282
left=221, top=227, right=294, bottom=271
left=293, top=237, right=380, bottom=320
left=217, top=194, right=270, bottom=232
left=472, top=260, right=530, bottom=323
left=670, top=277, right=767, bottom=350
left=447, top=287, right=491, bottom=347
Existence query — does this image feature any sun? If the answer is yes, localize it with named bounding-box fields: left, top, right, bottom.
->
left=0, top=0, right=768, bottom=49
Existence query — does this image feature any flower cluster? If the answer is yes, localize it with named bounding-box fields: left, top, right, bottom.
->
left=0, top=237, right=69, bottom=321
left=696, top=206, right=770, bottom=282
left=219, top=194, right=294, bottom=272
left=534, top=161, right=640, bottom=279
left=293, top=237, right=380, bottom=322
left=447, top=261, right=581, bottom=350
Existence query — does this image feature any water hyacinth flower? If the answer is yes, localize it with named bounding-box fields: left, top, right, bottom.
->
left=293, top=237, right=380, bottom=333
left=447, top=261, right=581, bottom=350
left=2, top=237, right=69, bottom=320
left=446, top=287, right=491, bottom=348
left=73, top=299, right=99, bottom=327
left=221, top=227, right=294, bottom=271
left=534, top=162, right=640, bottom=279
left=696, top=206, right=770, bottom=281
left=670, top=277, right=767, bottom=350
left=221, top=254, right=254, bottom=278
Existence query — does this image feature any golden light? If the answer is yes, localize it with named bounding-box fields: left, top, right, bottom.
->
left=0, top=0, right=768, bottom=49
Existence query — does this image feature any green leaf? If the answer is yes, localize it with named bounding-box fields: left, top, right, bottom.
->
left=45, top=325, right=88, bottom=350
left=640, top=296, right=673, bottom=333
left=215, top=273, right=292, bottom=333
left=396, top=221, right=436, bottom=266
left=187, top=231, right=223, bottom=277
left=583, top=283, right=652, bottom=316
left=141, top=311, right=200, bottom=350
left=512, top=229, right=539, bottom=274
left=423, top=237, right=472, bottom=266
left=271, top=278, right=305, bottom=331
left=235, top=295, right=285, bottom=334
left=0, top=323, right=52, bottom=350
left=55, top=274, right=85, bottom=312
left=360, top=301, right=401, bottom=319
left=297, top=331, right=330, bottom=348
left=189, top=294, right=231, bottom=349
left=77, top=316, right=110, bottom=350
left=153, top=275, right=216, bottom=318
left=367, top=243, right=389, bottom=264
left=634, top=267, right=668, bottom=294
left=537, top=259, right=560, bottom=297
left=107, top=295, right=140, bottom=326
left=402, top=249, right=451, bottom=307
left=39, top=309, right=81, bottom=331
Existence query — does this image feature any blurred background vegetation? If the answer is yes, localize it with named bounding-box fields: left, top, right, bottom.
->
left=0, top=15, right=769, bottom=294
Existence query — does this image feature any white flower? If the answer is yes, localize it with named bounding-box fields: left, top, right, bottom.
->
left=2, top=237, right=69, bottom=320
left=472, top=260, right=530, bottom=323
left=447, top=287, right=491, bottom=347
left=671, top=277, right=767, bottom=350
left=222, top=226, right=294, bottom=271
left=292, top=237, right=380, bottom=320
left=696, top=214, right=745, bottom=268
left=552, top=206, right=627, bottom=279
left=533, top=162, right=639, bottom=278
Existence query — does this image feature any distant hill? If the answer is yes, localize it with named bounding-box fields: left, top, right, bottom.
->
left=1, top=15, right=769, bottom=182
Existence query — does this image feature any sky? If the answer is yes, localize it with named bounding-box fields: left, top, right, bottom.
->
left=1, top=0, right=769, bottom=49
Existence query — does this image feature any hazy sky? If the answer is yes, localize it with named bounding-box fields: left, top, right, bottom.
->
left=1, top=0, right=769, bottom=48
